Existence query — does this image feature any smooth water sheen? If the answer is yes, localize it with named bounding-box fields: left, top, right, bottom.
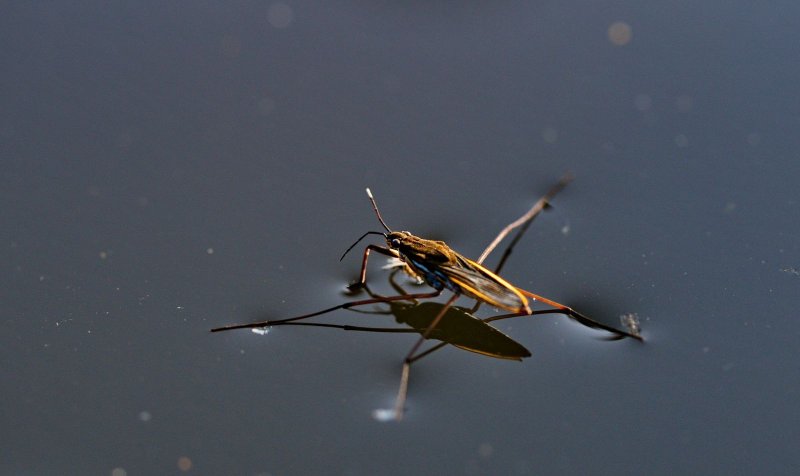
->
left=2, top=2, right=799, bottom=475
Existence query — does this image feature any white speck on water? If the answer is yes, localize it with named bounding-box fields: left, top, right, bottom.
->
left=138, top=411, right=152, bottom=422
left=267, top=3, right=294, bottom=29
left=478, top=443, right=494, bottom=458
left=206, top=247, right=214, bottom=255
left=619, top=313, right=641, bottom=337
left=372, top=408, right=397, bottom=422
left=382, top=257, right=405, bottom=269
left=781, top=267, right=800, bottom=276
left=251, top=327, right=270, bottom=336
left=541, top=127, right=558, bottom=143
left=723, top=202, right=736, bottom=214
left=111, top=468, right=127, bottom=476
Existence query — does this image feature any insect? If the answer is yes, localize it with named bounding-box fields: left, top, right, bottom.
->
left=212, top=175, right=643, bottom=420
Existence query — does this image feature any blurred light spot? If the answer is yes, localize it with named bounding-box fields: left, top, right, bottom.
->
left=178, top=456, right=192, bottom=472
left=99, top=251, right=109, bottom=260
left=478, top=443, right=494, bottom=458
left=206, top=247, right=214, bottom=255
left=746, top=132, right=761, bottom=146
left=251, top=327, right=270, bottom=335
left=561, top=224, right=570, bottom=235
left=258, top=97, right=276, bottom=115
left=541, top=127, right=558, bottom=143
left=268, top=3, right=294, bottom=29
left=634, top=94, right=652, bottom=111
left=138, top=410, right=152, bottom=422
left=372, top=408, right=397, bottom=422
left=675, top=95, right=693, bottom=112
left=608, top=21, right=632, bottom=46
left=111, top=468, right=127, bottom=476
left=674, top=134, right=689, bottom=148
left=723, top=202, right=736, bottom=214
left=221, top=35, right=242, bottom=58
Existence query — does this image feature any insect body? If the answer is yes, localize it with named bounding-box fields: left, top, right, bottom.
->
left=385, top=231, right=529, bottom=313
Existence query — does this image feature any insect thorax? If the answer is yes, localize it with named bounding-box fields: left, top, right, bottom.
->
left=387, top=231, right=461, bottom=293
left=387, top=231, right=458, bottom=264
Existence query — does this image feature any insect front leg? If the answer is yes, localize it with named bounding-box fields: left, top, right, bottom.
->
left=348, top=244, right=398, bottom=290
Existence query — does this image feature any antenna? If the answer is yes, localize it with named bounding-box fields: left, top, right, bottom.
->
left=365, top=188, right=392, bottom=232
left=340, top=231, right=385, bottom=261
left=339, top=188, right=393, bottom=261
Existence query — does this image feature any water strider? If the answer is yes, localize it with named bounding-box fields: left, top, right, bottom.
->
left=212, top=175, right=643, bottom=420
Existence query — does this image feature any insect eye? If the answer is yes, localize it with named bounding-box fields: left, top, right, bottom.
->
left=391, top=238, right=401, bottom=248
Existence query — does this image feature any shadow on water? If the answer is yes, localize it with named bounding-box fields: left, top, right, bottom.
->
left=259, top=279, right=639, bottom=356
left=264, top=298, right=532, bottom=360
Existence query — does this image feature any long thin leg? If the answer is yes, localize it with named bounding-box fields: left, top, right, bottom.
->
left=210, top=290, right=441, bottom=332
left=262, top=308, right=564, bottom=336
left=470, top=173, right=573, bottom=314
left=518, top=289, right=643, bottom=341
left=476, top=173, right=573, bottom=264
left=351, top=244, right=397, bottom=289
left=393, top=293, right=460, bottom=420
left=260, top=321, right=421, bottom=333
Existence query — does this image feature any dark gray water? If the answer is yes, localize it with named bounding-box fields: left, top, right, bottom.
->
left=3, top=2, right=799, bottom=475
